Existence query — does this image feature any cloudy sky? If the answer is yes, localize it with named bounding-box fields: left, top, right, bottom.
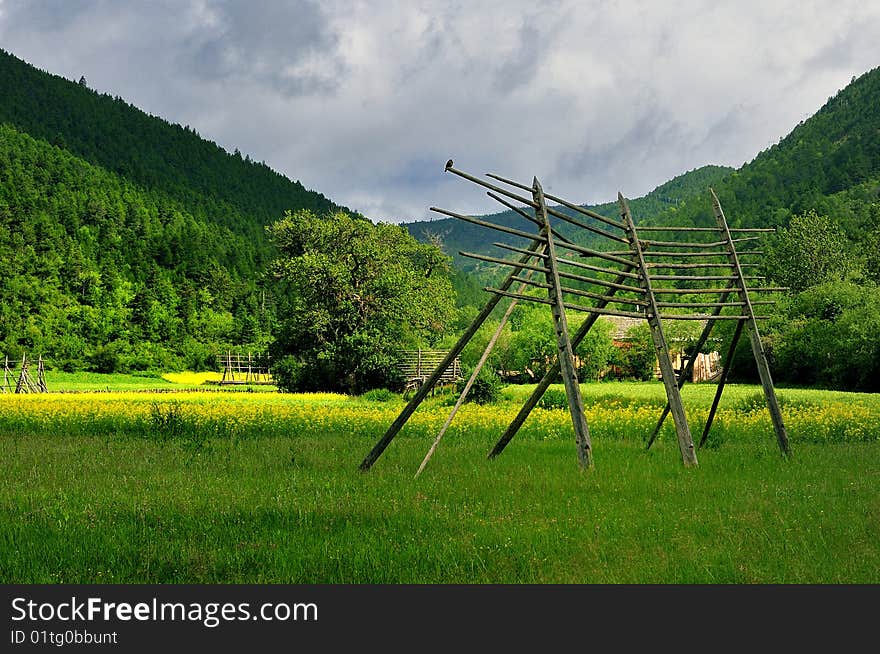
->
left=1, top=0, right=878, bottom=222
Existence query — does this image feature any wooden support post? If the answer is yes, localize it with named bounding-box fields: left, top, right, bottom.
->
left=699, top=320, right=745, bottom=448
left=37, top=355, right=47, bottom=392
left=620, top=194, right=697, bottom=466
left=534, top=178, right=592, bottom=469
left=487, top=266, right=636, bottom=458
left=360, top=238, right=547, bottom=471
left=15, top=354, right=27, bottom=393
left=645, top=292, right=730, bottom=450
left=710, top=189, right=791, bottom=457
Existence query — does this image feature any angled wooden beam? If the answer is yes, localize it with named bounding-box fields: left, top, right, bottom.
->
left=699, top=320, right=745, bottom=448
left=415, top=271, right=535, bottom=477
left=644, top=292, right=730, bottom=450
left=620, top=194, right=698, bottom=466
left=710, top=189, right=791, bottom=457
left=485, top=171, right=627, bottom=232
left=485, top=287, right=647, bottom=319
left=488, top=266, right=636, bottom=458
left=534, top=177, right=593, bottom=469
left=635, top=226, right=776, bottom=233
left=509, top=275, right=647, bottom=307
left=359, top=239, right=546, bottom=471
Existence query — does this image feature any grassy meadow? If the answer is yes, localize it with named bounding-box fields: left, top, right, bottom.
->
left=1, top=381, right=878, bottom=583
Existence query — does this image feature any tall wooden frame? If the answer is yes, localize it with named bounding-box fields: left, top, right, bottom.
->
left=360, top=163, right=791, bottom=473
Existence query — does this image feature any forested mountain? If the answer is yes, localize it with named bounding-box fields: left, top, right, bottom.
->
left=0, top=49, right=346, bottom=249
left=404, top=164, right=733, bottom=272
left=643, top=67, right=880, bottom=241
left=0, top=49, right=354, bottom=371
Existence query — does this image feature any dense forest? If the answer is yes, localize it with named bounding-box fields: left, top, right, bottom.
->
left=0, top=48, right=354, bottom=371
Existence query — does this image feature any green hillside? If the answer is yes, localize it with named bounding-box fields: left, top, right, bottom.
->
left=0, top=48, right=348, bottom=249
left=0, top=49, right=358, bottom=371
left=0, top=123, right=266, bottom=370
left=646, top=67, right=880, bottom=238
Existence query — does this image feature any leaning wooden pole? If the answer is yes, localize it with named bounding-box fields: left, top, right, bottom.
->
left=534, top=178, right=593, bottom=469
left=710, top=189, right=790, bottom=457
left=620, top=194, right=698, bottom=466
left=359, top=238, right=546, bottom=471
left=699, top=319, right=745, bottom=448
left=415, top=272, right=533, bottom=477
left=644, top=293, right=731, bottom=450
left=487, top=265, right=637, bottom=458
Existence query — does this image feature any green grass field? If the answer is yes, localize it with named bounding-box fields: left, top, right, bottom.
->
left=1, top=381, right=878, bottom=583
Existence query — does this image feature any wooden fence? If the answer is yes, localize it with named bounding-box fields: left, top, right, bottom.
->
left=397, top=349, right=462, bottom=391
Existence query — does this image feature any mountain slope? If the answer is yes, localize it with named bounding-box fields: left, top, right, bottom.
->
left=645, top=66, right=880, bottom=235
left=0, top=48, right=350, bottom=250
left=0, top=50, right=356, bottom=371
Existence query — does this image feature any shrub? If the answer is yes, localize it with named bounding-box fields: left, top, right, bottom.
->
left=538, top=388, right=568, bottom=411
left=360, top=388, right=398, bottom=402
left=458, top=368, right=503, bottom=405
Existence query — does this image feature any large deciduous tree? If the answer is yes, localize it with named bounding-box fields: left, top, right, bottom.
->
left=268, top=209, right=456, bottom=393
left=764, top=210, right=856, bottom=292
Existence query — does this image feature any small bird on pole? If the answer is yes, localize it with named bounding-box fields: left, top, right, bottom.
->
left=445, top=159, right=453, bottom=171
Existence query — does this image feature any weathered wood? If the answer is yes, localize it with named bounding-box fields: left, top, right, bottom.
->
left=635, top=226, right=776, bottom=233
left=489, top=265, right=636, bottom=458
left=647, top=262, right=736, bottom=269
left=640, top=236, right=762, bottom=248
left=359, top=239, right=547, bottom=471
left=485, top=171, right=627, bottom=232
left=649, top=274, right=765, bottom=281
left=620, top=194, right=697, bottom=467
left=465, top=251, right=644, bottom=293
left=602, top=250, right=765, bottom=258
left=449, top=166, right=627, bottom=243
left=699, top=319, right=745, bottom=448
left=644, top=292, right=730, bottom=450
left=487, top=287, right=766, bottom=320
left=485, top=287, right=647, bottom=319
left=415, top=274, right=532, bottom=477
left=432, top=207, right=545, bottom=242
left=556, top=256, right=641, bottom=280
left=486, top=192, right=577, bottom=246
left=652, top=286, right=786, bottom=294
left=533, top=178, right=592, bottom=469
left=710, top=189, right=791, bottom=457
left=508, top=275, right=648, bottom=307
left=656, top=300, right=775, bottom=307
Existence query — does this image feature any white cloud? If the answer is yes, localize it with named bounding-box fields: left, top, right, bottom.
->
left=1, top=0, right=878, bottom=221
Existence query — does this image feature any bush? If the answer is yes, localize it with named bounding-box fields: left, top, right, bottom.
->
left=538, top=388, right=568, bottom=411
left=458, top=368, right=503, bottom=405
left=360, top=388, right=398, bottom=402
left=272, top=355, right=306, bottom=393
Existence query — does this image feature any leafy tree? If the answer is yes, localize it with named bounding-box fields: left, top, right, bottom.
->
left=764, top=210, right=856, bottom=292
left=268, top=210, right=456, bottom=393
